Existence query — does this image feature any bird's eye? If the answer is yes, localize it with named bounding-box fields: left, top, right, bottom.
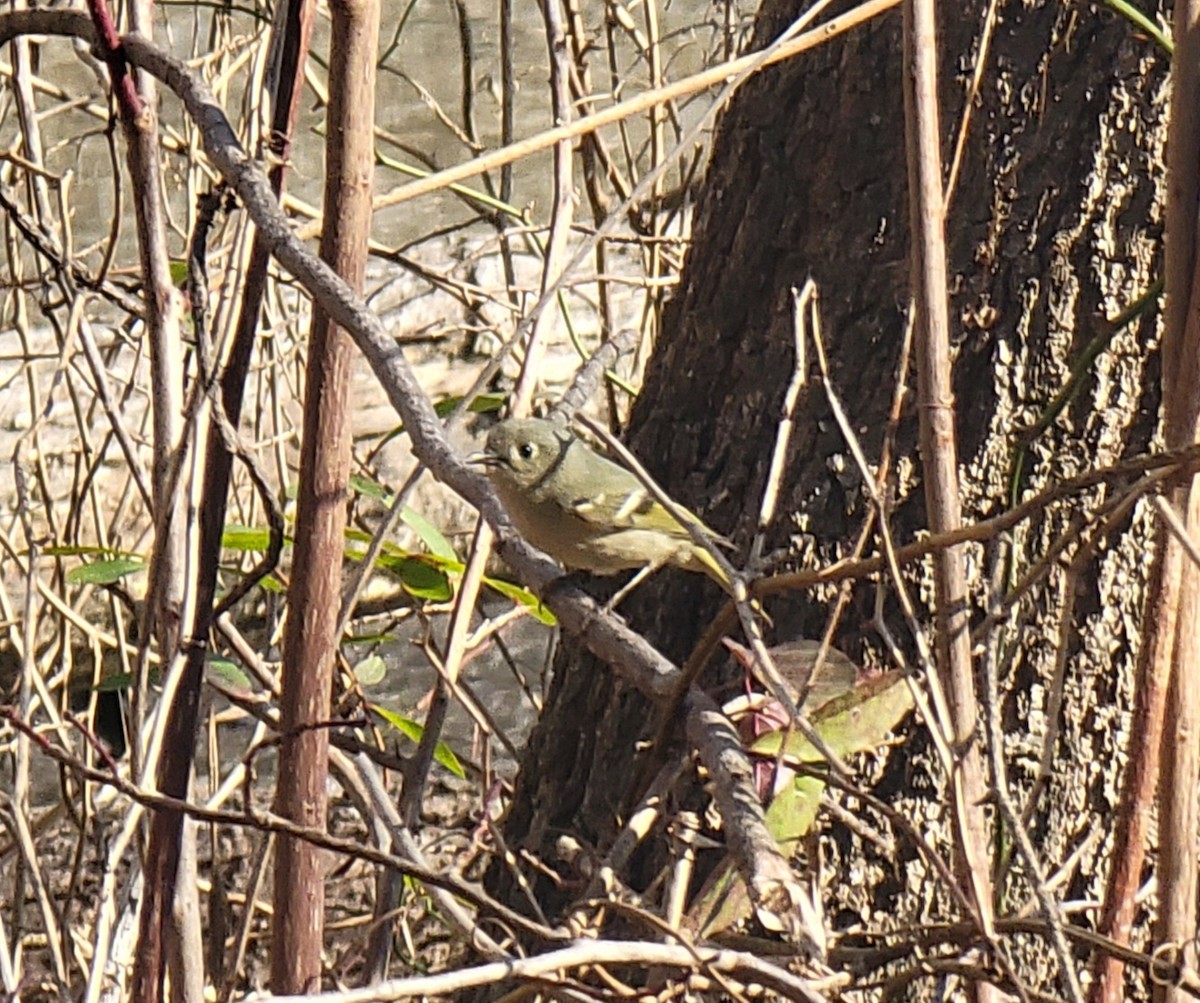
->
left=518, top=443, right=536, bottom=460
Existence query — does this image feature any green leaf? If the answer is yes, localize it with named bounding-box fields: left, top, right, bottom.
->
left=691, top=861, right=748, bottom=940
left=354, top=654, right=387, bottom=686
left=394, top=557, right=453, bottom=601
left=691, top=773, right=826, bottom=939
left=765, top=773, right=825, bottom=853
left=370, top=704, right=466, bottom=778
left=67, top=558, right=145, bottom=585
left=347, top=476, right=460, bottom=563
left=783, top=640, right=859, bottom=711
left=94, top=665, right=164, bottom=691
left=206, top=656, right=254, bottom=694
left=350, top=474, right=391, bottom=503
left=752, top=670, right=914, bottom=764
left=222, top=525, right=277, bottom=551
left=344, top=629, right=403, bottom=645
left=690, top=672, right=914, bottom=941
left=45, top=544, right=141, bottom=560
left=485, top=577, right=557, bottom=625
left=399, top=507, right=458, bottom=561
left=433, top=392, right=506, bottom=418
left=1101, top=0, right=1173, bottom=54
left=343, top=526, right=376, bottom=553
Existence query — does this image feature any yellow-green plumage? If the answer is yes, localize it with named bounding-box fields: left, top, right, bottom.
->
left=476, top=417, right=732, bottom=591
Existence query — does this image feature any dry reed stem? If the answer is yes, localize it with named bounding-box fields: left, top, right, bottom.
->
left=1091, top=5, right=1200, bottom=1003
left=902, top=5, right=1019, bottom=1000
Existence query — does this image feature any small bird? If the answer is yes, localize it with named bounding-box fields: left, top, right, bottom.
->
left=472, top=417, right=734, bottom=593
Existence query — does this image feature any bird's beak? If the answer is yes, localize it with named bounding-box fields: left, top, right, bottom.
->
left=467, top=449, right=501, bottom=468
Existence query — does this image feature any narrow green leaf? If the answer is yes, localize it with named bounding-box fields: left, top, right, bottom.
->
left=399, top=507, right=458, bottom=561
left=485, top=578, right=557, bottom=625
left=94, top=665, right=164, bottom=691
left=373, top=705, right=421, bottom=740
left=433, top=392, right=507, bottom=417
left=343, top=629, right=404, bottom=645
left=370, top=704, right=466, bottom=778
left=206, top=656, right=254, bottom=693
left=1102, top=0, right=1173, bottom=54
left=347, top=475, right=460, bottom=563
left=222, top=525, right=276, bottom=551
left=67, top=558, right=145, bottom=585
left=343, top=526, right=374, bottom=549
left=350, top=473, right=391, bottom=503
left=45, top=544, right=141, bottom=560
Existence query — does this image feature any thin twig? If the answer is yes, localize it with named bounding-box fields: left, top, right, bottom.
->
left=904, top=0, right=995, bottom=953
left=319, top=0, right=903, bottom=219
left=239, top=938, right=828, bottom=1002
left=981, top=579, right=1084, bottom=1003
left=749, top=281, right=810, bottom=569
left=1, top=707, right=558, bottom=942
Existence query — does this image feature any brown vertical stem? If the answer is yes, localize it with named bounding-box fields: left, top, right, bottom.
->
left=1092, top=547, right=1176, bottom=1003
left=87, top=0, right=186, bottom=689
left=1151, top=8, right=1200, bottom=1003
left=129, top=0, right=316, bottom=998
left=95, top=0, right=188, bottom=989
left=128, top=0, right=187, bottom=670
left=901, top=0, right=997, bottom=990
left=269, top=0, right=379, bottom=988
left=1156, top=509, right=1200, bottom=1003
left=1094, top=6, right=1200, bottom=1003
left=86, top=0, right=186, bottom=724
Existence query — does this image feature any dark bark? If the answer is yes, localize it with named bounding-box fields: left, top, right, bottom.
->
left=496, top=1, right=1168, bottom=995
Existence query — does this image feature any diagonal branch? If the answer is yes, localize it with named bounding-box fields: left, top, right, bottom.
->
left=0, top=9, right=805, bottom=935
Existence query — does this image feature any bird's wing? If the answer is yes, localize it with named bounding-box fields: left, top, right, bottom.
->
left=568, top=483, right=733, bottom=548
left=550, top=437, right=733, bottom=544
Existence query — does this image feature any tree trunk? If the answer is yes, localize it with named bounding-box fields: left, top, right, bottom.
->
left=496, top=0, right=1168, bottom=994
